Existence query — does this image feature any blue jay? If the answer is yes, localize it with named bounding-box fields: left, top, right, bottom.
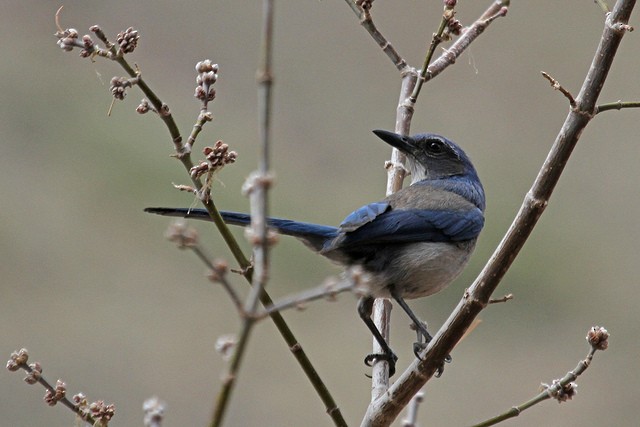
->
left=146, top=130, right=485, bottom=376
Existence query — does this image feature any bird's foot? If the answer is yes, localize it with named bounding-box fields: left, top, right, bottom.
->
left=411, top=322, right=451, bottom=377
left=364, top=350, right=398, bottom=377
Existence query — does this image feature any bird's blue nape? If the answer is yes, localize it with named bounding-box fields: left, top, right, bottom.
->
left=418, top=175, right=486, bottom=212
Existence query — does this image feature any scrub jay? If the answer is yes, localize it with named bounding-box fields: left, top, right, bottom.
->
left=146, top=129, right=485, bottom=376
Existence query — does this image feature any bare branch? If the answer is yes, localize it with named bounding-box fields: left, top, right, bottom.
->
left=401, top=392, right=424, bottom=427
left=595, top=0, right=612, bottom=13
left=424, top=1, right=509, bottom=84
left=470, top=327, right=609, bottom=427
left=252, top=273, right=365, bottom=320
left=55, top=10, right=345, bottom=427
left=541, top=71, right=577, bottom=108
left=595, top=100, right=640, bottom=113
left=6, top=349, right=111, bottom=425
left=409, top=2, right=459, bottom=104
left=344, top=0, right=409, bottom=71
left=211, top=1, right=276, bottom=425
left=365, top=0, right=510, bottom=417
left=361, top=1, right=635, bottom=425
left=488, top=293, right=514, bottom=304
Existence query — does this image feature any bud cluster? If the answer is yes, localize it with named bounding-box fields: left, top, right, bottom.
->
left=116, top=27, right=139, bottom=54
left=586, top=326, right=609, bottom=351
left=195, top=60, right=219, bottom=103
left=165, top=221, right=199, bottom=249
left=89, top=400, right=116, bottom=422
left=542, top=379, right=577, bottom=403
left=204, top=140, right=237, bottom=168
left=109, top=76, right=139, bottom=100
left=44, top=379, right=67, bottom=406
left=190, top=141, right=237, bottom=179
left=56, top=28, right=96, bottom=58
left=356, top=0, right=374, bottom=10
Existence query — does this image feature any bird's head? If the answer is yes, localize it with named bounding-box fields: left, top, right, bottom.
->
left=373, top=129, right=479, bottom=184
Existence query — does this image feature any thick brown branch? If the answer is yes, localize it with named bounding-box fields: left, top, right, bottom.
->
left=361, top=1, right=635, bottom=425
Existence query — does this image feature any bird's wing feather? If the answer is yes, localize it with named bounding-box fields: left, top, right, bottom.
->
left=338, top=201, right=391, bottom=232
left=334, top=207, right=484, bottom=249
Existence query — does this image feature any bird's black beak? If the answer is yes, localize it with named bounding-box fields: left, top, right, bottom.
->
left=372, top=129, right=415, bottom=156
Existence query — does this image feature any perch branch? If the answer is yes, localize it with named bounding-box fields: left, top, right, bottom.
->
left=361, top=1, right=635, bottom=425
left=364, top=0, right=511, bottom=413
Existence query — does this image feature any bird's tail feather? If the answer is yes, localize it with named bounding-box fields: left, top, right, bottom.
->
left=144, top=207, right=337, bottom=252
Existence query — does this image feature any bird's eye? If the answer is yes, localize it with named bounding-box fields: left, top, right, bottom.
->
left=427, top=140, right=443, bottom=153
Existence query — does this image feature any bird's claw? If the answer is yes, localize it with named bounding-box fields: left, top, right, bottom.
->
left=364, top=351, right=398, bottom=377
left=412, top=333, right=452, bottom=377
left=413, top=341, right=427, bottom=359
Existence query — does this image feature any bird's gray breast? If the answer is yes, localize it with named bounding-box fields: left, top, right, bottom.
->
left=362, top=240, right=477, bottom=299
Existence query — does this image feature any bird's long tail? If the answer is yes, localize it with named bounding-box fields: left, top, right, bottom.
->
left=145, top=207, right=338, bottom=252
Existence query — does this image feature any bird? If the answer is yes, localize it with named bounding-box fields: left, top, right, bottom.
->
left=145, top=129, right=485, bottom=376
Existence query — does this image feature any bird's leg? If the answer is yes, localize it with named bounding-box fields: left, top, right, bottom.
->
left=389, top=286, right=451, bottom=377
left=411, top=318, right=433, bottom=353
left=357, top=296, right=398, bottom=377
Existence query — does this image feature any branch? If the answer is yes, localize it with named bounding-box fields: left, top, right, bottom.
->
left=369, top=73, right=417, bottom=399
left=211, top=1, right=275, bottom=425
left=423, top=0, right=509, bottom=84
left=252, top=271, right=365, bottom=320
left=345, top=1, right=409, bottom=71
left=471, top=326, right=610, bottom=427
left=163, top=221, right=244, bottom=312
left=361, top=0, right=511, bottom=415
left=408, top=2, right=458, bottom=104
left=361, top=1, right=635, bottom=425
left=55, top=12, right=346, bottom=427
left=595, top=100, right=640, bottom=113
left=541, top=71, right=577, bottom=108
left=6, top=348, right=112, bottom=426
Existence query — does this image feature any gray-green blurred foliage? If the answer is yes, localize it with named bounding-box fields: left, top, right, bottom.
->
left=2, top=1, right=639, bottom=425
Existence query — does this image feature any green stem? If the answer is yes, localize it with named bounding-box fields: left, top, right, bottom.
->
left=102, top=27, right=345, bottom=427
left=409, top=8, right=450, bottom=104
left=595, top=100, right=640, bottom=114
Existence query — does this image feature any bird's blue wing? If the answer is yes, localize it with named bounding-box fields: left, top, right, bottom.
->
left=339, top=201, right=391, bottom=232
left=335, top=207, right=484, bottom=249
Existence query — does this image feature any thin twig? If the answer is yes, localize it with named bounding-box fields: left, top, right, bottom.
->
left=211, top=1, right=275, bottom=425
left=370, top=73, right=417, bottom=401
left=471, top=327, right=610, bottom=427
left=252, top=273, right=363, bottom=320
left=211, top=2, right=347, bottom=425
left=361, top=2, right=635, bottom=425
left=488, top=293, right=513, bottom=304
left=187, top=111, right=214, bottom=149
left=424, top=1, right=509, bottom=84
left=541, top=71, right=577, bottom=108
left=197, top=251, right=244, bottom=312
left=401, top=392, right=424, bottom=427
left=163, top=220, right=245, bottom=312
left=409, top=3, right=455, bottom=104
left=6, top=349, right=101, bottom=425
left=595, top=100, right=640, bottom=113
left=345, top=1, right=408, bottom=71
left=595, top=0, right=611, bottom=13
left=55, top=13, right=344, bottom=427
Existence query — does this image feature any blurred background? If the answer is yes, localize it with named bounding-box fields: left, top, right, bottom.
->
left=2, top=1, right=639, bottom=426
